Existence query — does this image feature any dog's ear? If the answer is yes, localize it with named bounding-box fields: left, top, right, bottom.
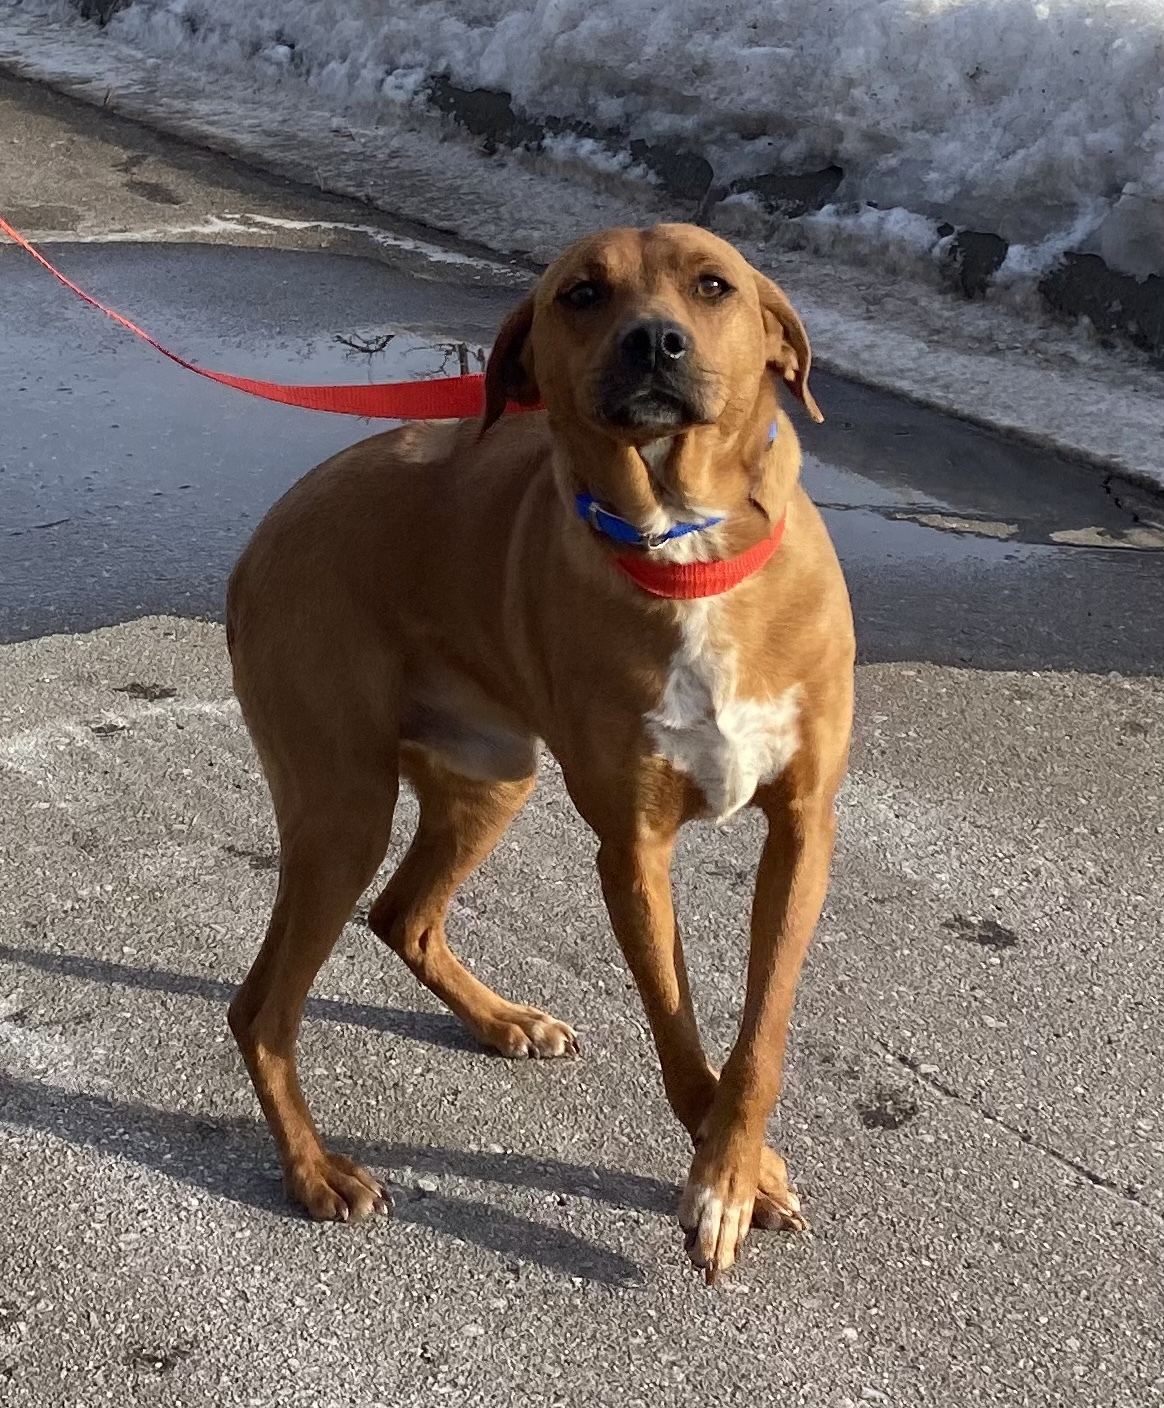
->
left=754, top=273, right=823, bottom=423
left=481, top=296, right=539, bottom=434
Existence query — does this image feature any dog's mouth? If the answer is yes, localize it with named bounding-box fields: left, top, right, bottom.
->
left=594, top=370, right=714, bottom=435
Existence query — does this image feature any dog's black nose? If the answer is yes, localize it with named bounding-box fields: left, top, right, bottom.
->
left=620, top=320, right=691, bottom=370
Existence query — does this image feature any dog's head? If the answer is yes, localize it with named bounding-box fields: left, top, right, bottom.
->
left=483, top=224, right=821, bottom=443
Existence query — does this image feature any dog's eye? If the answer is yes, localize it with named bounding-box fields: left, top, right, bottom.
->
left=696, top=274, right=733, bottom=300
left=559, top=280, right=604, bottom=311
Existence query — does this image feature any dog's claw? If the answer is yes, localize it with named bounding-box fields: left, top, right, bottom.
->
left=287, top=1151, right=386, bottom=1223
left=753, top=1199, right=809, bottom=1232
left=753, top=1147, right=809, bottom=1232
left=483, top=1009, right=580, bottom=1060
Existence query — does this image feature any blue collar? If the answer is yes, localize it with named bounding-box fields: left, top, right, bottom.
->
left=575, top=421, right=778, bottom=550
left=574, top=494, right=721, bottom=549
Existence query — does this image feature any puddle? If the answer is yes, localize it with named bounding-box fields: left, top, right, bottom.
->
left=801, top=377, right=1164, bottom=557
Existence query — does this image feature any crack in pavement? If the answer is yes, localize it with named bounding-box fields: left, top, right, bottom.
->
left=877, top=1041, right=1163, bottom=1228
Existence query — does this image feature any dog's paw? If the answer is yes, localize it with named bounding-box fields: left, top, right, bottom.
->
left=285, top=1152, right=393, bottom=1223
left=677, top=1128, right=762, bottom=1281
left=752, top=1147, right=809, bottom=1232
left=678, top=1174, right=755, bottom=1284
left=478, top=1005, right=580, bottom=1060
left=678, top=1140, right=808, bottom=1281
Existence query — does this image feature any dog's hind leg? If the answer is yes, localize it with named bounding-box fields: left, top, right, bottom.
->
left=368, top=750, right=578, bottom=1059
left=228, top=765, right=398, bottom=1223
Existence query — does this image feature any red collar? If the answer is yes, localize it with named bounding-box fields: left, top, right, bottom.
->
left=615, top=514, right=786, bottom=599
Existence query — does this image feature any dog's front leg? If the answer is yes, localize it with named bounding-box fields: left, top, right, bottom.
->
left=595, top=831, right=720, bottom=1141
left=678, top=772, right=838, bottom=1281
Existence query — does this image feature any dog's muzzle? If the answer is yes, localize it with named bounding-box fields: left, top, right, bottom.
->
left=596, top=318, right=712, bottom=430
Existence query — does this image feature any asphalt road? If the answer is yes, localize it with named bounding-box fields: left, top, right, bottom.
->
left=1, top=70, right=1162, bottom=1408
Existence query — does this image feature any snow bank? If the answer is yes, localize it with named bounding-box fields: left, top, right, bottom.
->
left=14, top=0, right=1164, bottom=281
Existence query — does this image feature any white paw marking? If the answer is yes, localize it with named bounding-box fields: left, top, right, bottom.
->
left=648, top=600, right=800, bottom=820
left=679, top=1181, right=754, bottom=1272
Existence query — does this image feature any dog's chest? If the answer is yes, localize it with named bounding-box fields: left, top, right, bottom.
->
left=646, top=602, right=800, bottom=822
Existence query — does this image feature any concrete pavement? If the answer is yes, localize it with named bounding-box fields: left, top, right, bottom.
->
left=2, top=619, right=1160, bottom=1407
left=1, top=66, right=1162, bottom=1408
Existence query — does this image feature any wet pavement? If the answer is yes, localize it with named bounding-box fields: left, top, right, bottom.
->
left=0, top=242, right=518, bottom=641
left=2, top=73, right=1164, bottom=1408
left=3, top=240, right=1162, bottom=673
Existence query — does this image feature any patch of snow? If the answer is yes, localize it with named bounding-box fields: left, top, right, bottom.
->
left=538, top=132, right=658, bottom=187
left=11, top=0, right=1164, bottom=283
left=227, top=213, right=516, bottom=271
left=798, top=204, right=952, bottom=278
left=996, top=202, right=1109, bottom=285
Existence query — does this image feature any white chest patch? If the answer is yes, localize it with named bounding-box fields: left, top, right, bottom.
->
left=647, top=602, right=801, bottom=822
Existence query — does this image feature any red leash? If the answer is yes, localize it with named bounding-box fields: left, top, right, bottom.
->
left=0, top=214, right=531, bottom=421
left=3, top=214, right=789, bottom=600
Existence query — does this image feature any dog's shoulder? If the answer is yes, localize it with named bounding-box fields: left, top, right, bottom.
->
left=349, top=411, right=550, bottom=473
left=390, top=419, right=473, bottom=466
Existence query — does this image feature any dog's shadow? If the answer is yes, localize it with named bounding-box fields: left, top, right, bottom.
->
left=0, top=941, right=479, bottom=1053
left=0, top=944, right=670, bottom=1286
left=0, top=1071, right=662, bottom=1286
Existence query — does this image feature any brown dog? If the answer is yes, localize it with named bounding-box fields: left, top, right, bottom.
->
left=225, top=223, right=854, bottom=1281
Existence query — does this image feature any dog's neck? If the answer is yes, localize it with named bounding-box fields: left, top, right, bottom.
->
left=554, top=394, right=799, bottom=557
